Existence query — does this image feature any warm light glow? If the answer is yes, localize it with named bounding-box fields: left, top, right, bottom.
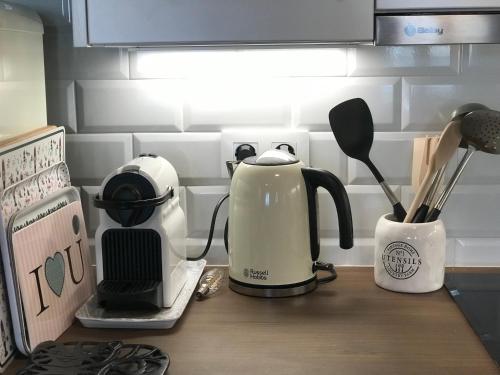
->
left=133, top=48, right=347, bottom=78
left=132, top=48, right=347, bottom=127
left=185, top=76, right=290, bottom=120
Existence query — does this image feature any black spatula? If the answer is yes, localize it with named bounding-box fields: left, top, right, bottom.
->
left=329, top=98, right=407, bottom=222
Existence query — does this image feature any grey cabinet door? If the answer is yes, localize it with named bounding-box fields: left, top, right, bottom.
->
left=83, top=0, right=374, bottom=46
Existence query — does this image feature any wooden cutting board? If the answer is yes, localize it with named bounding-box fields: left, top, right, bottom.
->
left=0, top=126, right=57, bottom=148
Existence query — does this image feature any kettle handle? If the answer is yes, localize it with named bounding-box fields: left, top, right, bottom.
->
left=302, top=168, right=353, bottom=261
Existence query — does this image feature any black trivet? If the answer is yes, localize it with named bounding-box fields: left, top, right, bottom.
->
left=17, top=341, right=169, bottom=375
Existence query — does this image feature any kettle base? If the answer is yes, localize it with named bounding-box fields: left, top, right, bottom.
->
left=228, top=277, right=317, bottom=298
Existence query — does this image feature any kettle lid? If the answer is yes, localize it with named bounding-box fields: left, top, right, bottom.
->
left=244, top=149, right=298, bottom=166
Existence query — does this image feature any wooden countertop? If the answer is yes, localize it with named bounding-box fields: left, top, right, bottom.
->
left=5, top=267, right=498, bottom=374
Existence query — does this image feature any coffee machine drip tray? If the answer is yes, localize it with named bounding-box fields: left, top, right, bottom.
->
left=76, top=260, right=206, bottom=329
left=97, top=280, right=162, bottom=310
left=445, top=271, right=500, bottom=366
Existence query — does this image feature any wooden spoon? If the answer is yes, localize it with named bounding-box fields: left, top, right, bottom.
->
left=404, top=120, right=462, bottom=222
left=411, top=136, right=439, bottom=193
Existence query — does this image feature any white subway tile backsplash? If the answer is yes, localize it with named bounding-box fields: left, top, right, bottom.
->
left=185, top=186, right=229, bottom=238
left=133, top=133, right=221, bottom=178
left=402, top=185, right=500, bottom=238
left=41, top=35, right=500, bottom=266
left=309, top=133, right=347, bottom=184
left=179, top=186, right=187, bottom=214
left=66, top=134, right=133, bottom=183
left=443, top=185, right=500, bottom=238
left=319, top=185, right=398, bottom=238
left=294, top=77, right=401, bottom=131
left=186, top=238, right=227, bottom=264
left=184, top=78, right=291, bottom=131
left=402, top=77, right=500, bottom=131
left=445, top=240, right=457, bottom=267
left=348, top=133, right=415, bottom=185
left=400, top=186, right=414, bottom=208
left=130, top=48, right=347, bottom=79
left=456, top=148, right=500, bottom=185
left=348, top=45, right=460, bottom=77
left=46, top=80, right=76, bottom=133
left=318, top=238, right=375, bottom=266
left=75, top=80, right=183, bottom=133
left=462, top=45, right=500, bottom=75
left=80, top=186, right=100, bottom=237
left=44, top=33, right=129, bottom=80
left=316, top=238, right=352, bottom=266
left=455, top=239, right=500, bottom=266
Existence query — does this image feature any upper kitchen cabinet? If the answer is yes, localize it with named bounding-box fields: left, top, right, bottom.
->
left=71, top=0, right=374, bottom=47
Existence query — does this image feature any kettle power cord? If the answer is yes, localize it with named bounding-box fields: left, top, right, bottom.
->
left=315, top=262, right=338, bottom=284
left=187, top=193, right=230, bottom=261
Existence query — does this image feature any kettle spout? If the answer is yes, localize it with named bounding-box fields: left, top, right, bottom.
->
left=226, top=161, right=240, bottom=179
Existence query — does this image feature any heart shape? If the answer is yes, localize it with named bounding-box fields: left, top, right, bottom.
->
left=45, top=252, right=65, bottom=297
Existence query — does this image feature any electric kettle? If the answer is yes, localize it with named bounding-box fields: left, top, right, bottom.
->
left=228, top=149, right=353, bottom=297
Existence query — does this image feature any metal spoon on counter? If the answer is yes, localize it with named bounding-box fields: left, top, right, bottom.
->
left=426, top=109, right=500, bottom=222
left=329, top=98, right=407, bottom=222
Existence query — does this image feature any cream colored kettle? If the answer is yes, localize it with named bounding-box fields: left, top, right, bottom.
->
left=227, top=150, right=353, bottom=297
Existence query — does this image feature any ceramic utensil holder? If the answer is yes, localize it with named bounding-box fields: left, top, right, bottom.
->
left=374, top=213, right=446, bottom=293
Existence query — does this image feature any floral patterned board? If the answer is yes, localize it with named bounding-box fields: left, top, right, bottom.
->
left=0, top=127, right=65, bottom=371
left=0, top=128, right=64, bottom=193
left=0, top=268, right=14, bottom=370
left=1, top=163, right=71, bottom=228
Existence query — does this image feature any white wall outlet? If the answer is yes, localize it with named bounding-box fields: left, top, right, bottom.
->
left=233, top=142, right=259, bottom=160
left=221, top=130, right=309, bottom=177
left=272, top=142, right=297, bottom=154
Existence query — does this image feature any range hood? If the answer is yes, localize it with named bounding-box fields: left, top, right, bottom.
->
left=72, top=0, right=500, bottom=47
left=376, top=0, right=500, bottom=45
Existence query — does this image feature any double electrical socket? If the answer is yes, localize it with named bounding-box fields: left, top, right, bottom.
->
left=220, top=130, right=309, bottom=177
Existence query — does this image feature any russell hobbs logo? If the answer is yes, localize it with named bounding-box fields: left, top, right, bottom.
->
left=243, top=268, right=269, bottom=281
left=404, top=24, right=444, bottom=37
left=382, top=241, right=422, bottom=280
